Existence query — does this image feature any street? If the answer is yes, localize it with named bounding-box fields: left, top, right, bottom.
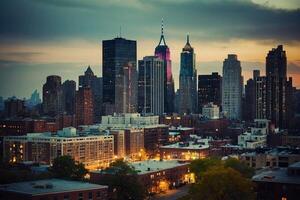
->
left=152, top=185, right=190, bottom=200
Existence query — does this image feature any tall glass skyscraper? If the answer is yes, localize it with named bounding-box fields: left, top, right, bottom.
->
left=154, top=20, right=175, bottom=114
left=179, top=35, right=197, bottom=114
left=138, top=56, right=164, bottom=115
left=222, top=54, right=242, bottom=120
left=102, top=37, right=137, bottom=114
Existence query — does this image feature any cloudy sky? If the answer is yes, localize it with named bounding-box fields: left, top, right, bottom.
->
left=0, top=0, right=300, bottom=98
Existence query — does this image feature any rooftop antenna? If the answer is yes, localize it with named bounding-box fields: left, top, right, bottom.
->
left=158, top=18, right=166, bottom=45
left=187, top=33, right=190, bottom=44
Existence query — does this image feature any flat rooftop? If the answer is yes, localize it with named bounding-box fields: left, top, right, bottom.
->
left=252, top=168, right=300, bottom=185
left=131, top=160, right=188, bottom=175
left=160, top=141, right=209, bottom=150
left=0, top=179, right=107, bottom=196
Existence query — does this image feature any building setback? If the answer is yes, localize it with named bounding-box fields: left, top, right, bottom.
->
left=222, top=55, right=242, bottom=120
left=138, top=56, right=164, bottom=115
left=102, top=37, right=137, bottom=114
left=179, top=35, right=197, bottom=114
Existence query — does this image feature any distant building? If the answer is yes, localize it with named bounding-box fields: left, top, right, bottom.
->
left=102, top=37, right=137, bottom=114
left=202, top=103, right=220, bottom=120
left=154, top=20, right=175, bottom=114
left=4, top=97, right=25, bottom=118
left=42, top=75, right=63, bottom=116
left=266, top=45, right=287, bottom=128
left=76, top=87, right=93, bottom=126
left=255, top=76, right=267, bottom=119
left=244, top=71, right=258, bottom=121
left=0, top=96, right=4, bottom=111
left=222, top=55, right=242, bottom=120
left=79, top=66, right=102, bottom=122
left=109, top=130, right=125, bottom=158
left=198, top=72, right=222, bottom=113
left=26, top=89, right=41, bottom=108
left=179, top=35, right=197, bottom=114
left=62, top=80, right=76, bottom=115
left=238, top=119, right=270, bottom=149
left=253, top=162, right=300, bottom=200
left=138, top=56, right=164, bottom=115
left=0, top=179, right=108, bottom=200
left=3, top=127, right=114, bottom=169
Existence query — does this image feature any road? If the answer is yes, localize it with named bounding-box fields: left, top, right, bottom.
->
left=152, top=185, right=190, bottom=200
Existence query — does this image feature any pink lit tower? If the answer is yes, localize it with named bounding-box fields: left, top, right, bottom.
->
left=154, top=19, right=175, bottom=114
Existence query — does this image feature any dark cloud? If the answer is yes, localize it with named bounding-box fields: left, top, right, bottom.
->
left=0, top=0, right=299, bottom=42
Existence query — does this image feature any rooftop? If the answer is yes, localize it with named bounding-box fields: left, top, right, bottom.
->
left=252, top=168, right=300, bottom=185
left=160, top=141, right=209, bottom=150
left=0, top=179, right=107, bottom=195
left=131, top=160, right=188, bottom=175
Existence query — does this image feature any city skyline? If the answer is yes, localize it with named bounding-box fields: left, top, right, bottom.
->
left=0, top=0, right=300, bottom=98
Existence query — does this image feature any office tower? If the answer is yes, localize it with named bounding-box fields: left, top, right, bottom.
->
left=266, top=45, right=287, bottom=128
left=138, top=56, right=164, bottom=115
left=255, top=76, right=267, bottom=119
left=42, top=75, right=63, bottom=116
left=79, top=67, right=102, bottom=122
left=286, top=77, right=296, bottom=128
left=244, top=70, right=260, bottom=121
left=4, top=97, right=25, bottom=118
left=102, top=37, right=137, bottom=114
left=198, top=72, right=222, bottom=113
left=154, top=20, right=175, bottom=114
left=179, top=35, right=197, bottom=114
left=76, top=87, right=93, bottom=126
left=222, top=54, right=242, bottom=120
left=62, top=80, right=76, bottom=115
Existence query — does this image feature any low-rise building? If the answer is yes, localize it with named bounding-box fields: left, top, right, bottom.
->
left=238, top=119, right=270, bottom=149
left=160, top=137, right=210, bottom=160
left=90, top=160, right=194, bottom=193
left=0, top=179, right=108, bottom=200
left=252, top=162, right=300, bottom=200
left=3, top=127, right=114, bottom=169
left=202, top=103, right=220, bottom=119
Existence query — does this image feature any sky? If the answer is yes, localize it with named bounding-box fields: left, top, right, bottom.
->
left=0, top=0, right=300, bottom=99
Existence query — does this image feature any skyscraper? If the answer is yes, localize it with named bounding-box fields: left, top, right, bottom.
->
left=62, top=80, right=76, bottom=115
left=255, top=76, right=267, bottom=119
left=222, top=55, right=242, bottom=120
left=154, top=20, right=175, bottom=114
left=102, top=37, right=137, bottom=114
left=244, top=70, right=260, bottom=121
left=198, top=72, right=222, bottom=113
left=42, top=75, right=63, bottom=116
left=179, top=35, right=197, bottom=114
left=75, top=87, right=93, bottom=126
left=138, top=56, right=164, bottom=115
left=266, top=45, right=287, bottom=128
left=79, top=67, right=102, bottom=122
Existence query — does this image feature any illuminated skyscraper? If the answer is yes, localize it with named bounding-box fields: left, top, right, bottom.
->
left=179, top=35, right=197, bottom=114
left=154, top=20, right=175, bottom=114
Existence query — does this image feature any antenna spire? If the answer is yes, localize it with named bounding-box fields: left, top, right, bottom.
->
left=187, top=34, right=189, bottom=44
left=158, top=18, right=166, bottom=45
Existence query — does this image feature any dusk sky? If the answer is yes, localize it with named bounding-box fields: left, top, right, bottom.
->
left=0, top=0, right=300, bottom=99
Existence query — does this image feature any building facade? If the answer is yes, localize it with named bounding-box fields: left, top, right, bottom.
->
left=179, top=35, right=197, bottom=114
left=154, top=21, right=175, bottom=114
left=62, top=80, right=76, bottom=115
left=198, top=72, right=222, bottom=113
left=75, top=87, right=93, bottom=126
left=42, top=75, right=63, bottom=116
left=102, top=37, right=137, bottom=114
left=222, top=55, right=242, bottom=120
left=138, top=56, right=164, bottom=115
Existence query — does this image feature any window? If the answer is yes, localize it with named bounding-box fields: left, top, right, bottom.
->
left=78, top=192, right=83, bottom=200
left=88, top=192, right=93, bottom=200
left=63, top=194, right=69, bottom=200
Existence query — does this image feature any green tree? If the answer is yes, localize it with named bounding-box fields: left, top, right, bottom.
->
left=97, top=159, right=147, bottom=200
left=190, top=157, right=221, bottom=180
left=51, top=155, right=87, bottom=180
left=224, top=157, right=255, bottom=178
left=190, top=166, right=255, bottom=200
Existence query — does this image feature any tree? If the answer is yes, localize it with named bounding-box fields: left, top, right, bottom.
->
left=190, top=166, right=255, bottom=200
left=190, top=157, right=221, bottom=181
left=97, top=159, right=147, bottom=200
left=224, top=157, right=255, bottom=178
left=51, top=155, right=87, bottom=180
